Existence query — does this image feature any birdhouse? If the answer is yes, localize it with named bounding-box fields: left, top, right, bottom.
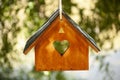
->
left=23, top=9, right=100, bottom=71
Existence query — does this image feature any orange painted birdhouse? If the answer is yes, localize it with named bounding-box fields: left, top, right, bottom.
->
left=23, top=9, right=100, bottom=71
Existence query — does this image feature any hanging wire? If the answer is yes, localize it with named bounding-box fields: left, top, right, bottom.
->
left=59, top=0, right=62, bottom=20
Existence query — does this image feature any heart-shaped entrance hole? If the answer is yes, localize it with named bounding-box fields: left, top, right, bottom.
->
left=53, top=40, right=70, bottom=55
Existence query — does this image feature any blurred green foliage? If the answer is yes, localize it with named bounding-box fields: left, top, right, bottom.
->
left=0, top=0, right=120, bottom=80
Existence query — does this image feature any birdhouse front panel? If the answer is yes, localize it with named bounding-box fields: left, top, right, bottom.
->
left=35, top=15, right=89, bottom=71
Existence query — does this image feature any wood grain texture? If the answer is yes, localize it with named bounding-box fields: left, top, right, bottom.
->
left=35, top=16, right=89, bottom=70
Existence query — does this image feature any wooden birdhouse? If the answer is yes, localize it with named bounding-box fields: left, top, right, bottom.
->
left=23, top=9, right=100, bottom=71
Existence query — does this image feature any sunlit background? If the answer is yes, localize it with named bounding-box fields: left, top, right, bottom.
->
left=0, top=0, right=120, bottom=80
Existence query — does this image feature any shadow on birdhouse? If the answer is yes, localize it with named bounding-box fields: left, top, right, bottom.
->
left=23, top=9, right=100, bottom=71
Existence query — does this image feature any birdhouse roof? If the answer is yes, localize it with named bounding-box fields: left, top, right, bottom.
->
left=23, top=9, right=100, bottom=54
